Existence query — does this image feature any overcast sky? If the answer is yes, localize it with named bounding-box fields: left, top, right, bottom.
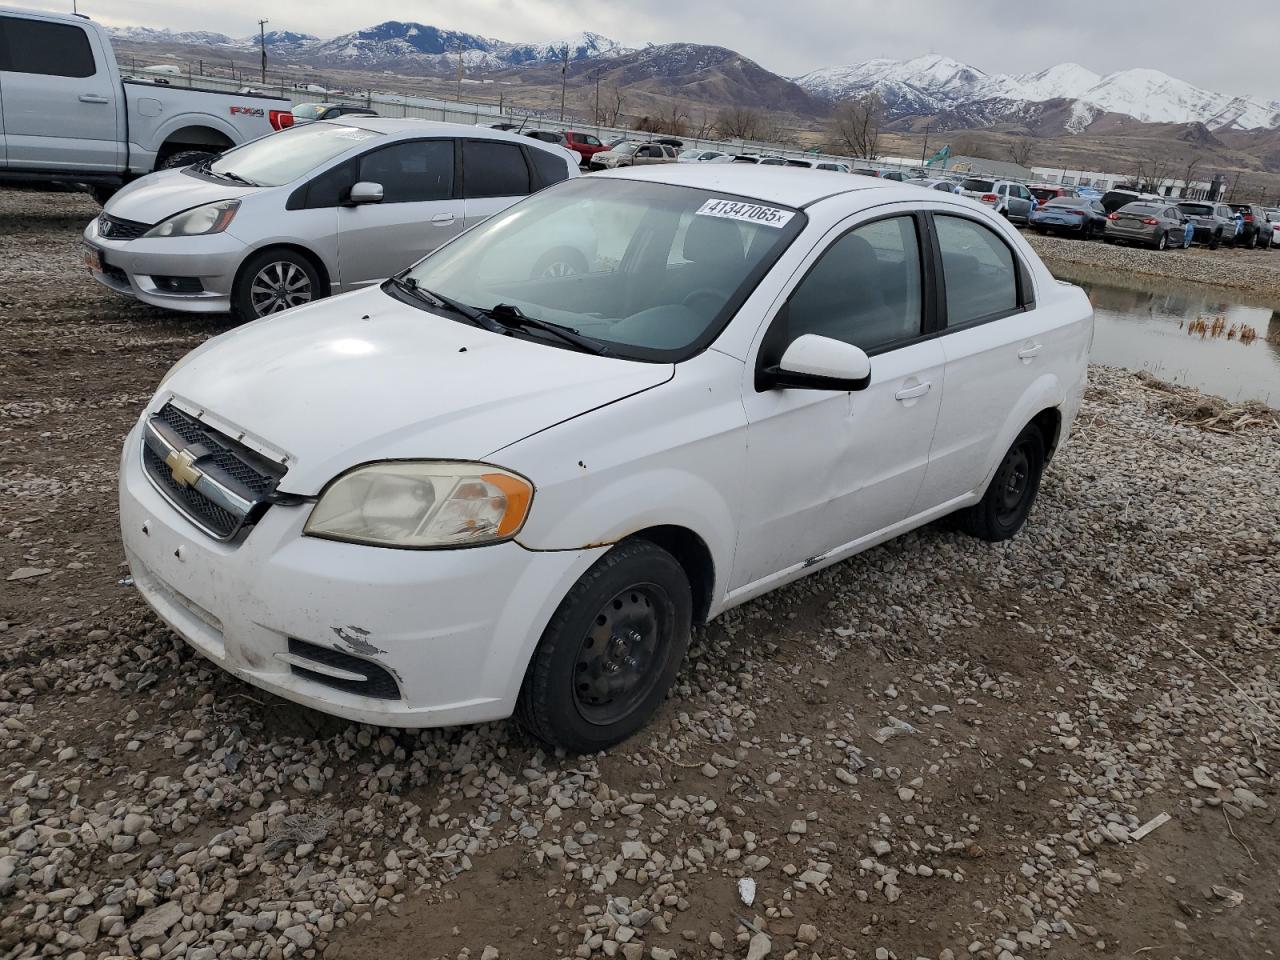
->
left=33, top=0, right=1280, bottom=101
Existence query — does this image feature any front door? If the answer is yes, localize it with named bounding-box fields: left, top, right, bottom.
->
left=732, top=211, right=945, bottom=591
left=0, top=13, right=121, bottom=172
left=336, top=138, right=462, bottom=287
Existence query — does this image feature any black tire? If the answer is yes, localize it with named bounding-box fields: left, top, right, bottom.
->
left=516, top=539, right=693, bottom=753
left=530, top=247, right=589, bottom=280
left=1209, top=232, right=1220, bottom=250
left=954, top=423, right=1046, bottom=542
left=88, top=184, right=119, bottom=206
left=1033, top=226, right=1046, bottom=235
left=1247, top=230, right=1258, bottom=250
left=231, top=248, right=323, bottom=322
left=1152, top=232, right=1168, bottom=251
left=158, top=149, right=217, bottom=171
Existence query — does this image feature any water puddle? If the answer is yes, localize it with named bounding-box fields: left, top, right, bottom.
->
left=1052, top=264, right=1280, bottom=406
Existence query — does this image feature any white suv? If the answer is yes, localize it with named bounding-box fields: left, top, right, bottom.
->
left=960, top=178, right=1035, bottom=223
left=119, top=166, right=1092, bottom=752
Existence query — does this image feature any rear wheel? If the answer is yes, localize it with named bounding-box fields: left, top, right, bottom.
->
left=954, top=424, right=1046, bottom=542
left=1153, top=232, right=1168, bottom=251
left=1247, top=230, right=1258, bottom=250
left=232, top=248, right=322, bottom=322
left=159, top=149, right=217, bottom=171
left=516, top=539, right=692, bottom=753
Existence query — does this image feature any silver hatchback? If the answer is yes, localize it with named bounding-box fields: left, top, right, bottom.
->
left=83, top=119, right=578, bottom=321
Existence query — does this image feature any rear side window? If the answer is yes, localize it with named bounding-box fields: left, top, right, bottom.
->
left=935, top=215, right=1018, bottom=326
left=784, top=216, right=924, bottom=353
left=527, top=147, right=569, bottom=188
left=0, top=16, right=97, bottom=78
left=357, top=140, right=453, bottom=203
left=463, top=140, right=531, bottom=199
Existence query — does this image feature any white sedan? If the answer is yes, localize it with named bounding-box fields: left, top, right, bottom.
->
left=119, top=166, right=1093, bottom=751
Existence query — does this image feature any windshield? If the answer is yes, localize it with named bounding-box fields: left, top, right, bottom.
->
left=613, top=143, right=639, bottom=156
left=1179, top=203, right=1214, bottom=215
left=207, top=122, right=380, bottom=186
left=961, top=178, right=995, bottom=192
left=291, top=103, right=327, bottom=120
left=397, top=178, right=806, bottom=361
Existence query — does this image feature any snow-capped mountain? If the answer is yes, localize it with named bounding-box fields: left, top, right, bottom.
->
left=109, top=21, right=634, bottom=74
left=796, top=55, right=1280, bottom=132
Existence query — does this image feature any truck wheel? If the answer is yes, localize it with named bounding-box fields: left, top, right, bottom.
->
left=231, top=249, right=322, bottom=322
left=89, top=184, right=119, bottom=206
left=516, top=539, right=692, bottom=754
left=159, top=150, right=216, bottom=171
left=531, top=248, right=589, bottom=280
left=954, top=423, right=1045, bottom=543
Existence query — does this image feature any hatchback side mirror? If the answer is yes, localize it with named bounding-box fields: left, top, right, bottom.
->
left=761, top=334, right=871, bottom=391
left=347, top=181, right=384, bottom=205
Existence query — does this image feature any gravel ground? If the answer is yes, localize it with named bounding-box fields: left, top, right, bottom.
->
left=1025, top=229, right=1280, bottom=299
left=2, top=190, right=1278, bottom=960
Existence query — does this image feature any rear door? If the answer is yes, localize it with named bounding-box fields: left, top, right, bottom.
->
left=916, top=212, right=1066, bottom=508
left=461, top=138, right=533, bottom=230
left=336, top=138, right=462, bottom=287
left=0, top=13, right=121, bottom=171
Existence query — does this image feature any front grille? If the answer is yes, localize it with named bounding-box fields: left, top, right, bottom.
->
left=98, top=213, right=151, bottom=240
left=142, top=404, right=288, bottom=541
left=286, top=638, right=401, bottom=700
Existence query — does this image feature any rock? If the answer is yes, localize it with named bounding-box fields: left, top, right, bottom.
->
left=788, top=819, right=807, bottom=835
left=738, top=877, right=756, bottom=906
left=76, top=914, right=101, bottom=943
left=701, top=763, right=718, bottom=778
left=796, top=923, right=818, bottom=944
left=7, top=567, right=51, bottom=581
left=650, top=949, right=677, bottom=960
left=1192, top=766, right=1222, bottom=790
left=481, top=947, right=501, bottom=960
left=746, top=931, right=771, bottom=960
left=621, top=841, right=650, bottom=861
left=130, top=901, right=183, bottom=940
left=283, top=925, right=314, bottom=948
left=871, top=839, right=892, bottom=857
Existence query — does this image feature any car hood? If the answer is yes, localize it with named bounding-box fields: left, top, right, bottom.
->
left=158, top=287, right=673, bottom=494
left=105, top=168, right=261, bottom=226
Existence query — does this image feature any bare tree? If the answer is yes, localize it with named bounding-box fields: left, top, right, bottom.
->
left=1178, top=155, right=1202, bottom=197
left=947, top=132, right=987, bottom=158
left=828, top=94, right=882, bottom=159
left=1007, top=135, right=1034, bottom=167
left=654, top=101, right=690, bottom=137
left=714, top=106, right=763, bottom=140
left=594, top=85, right=625, bottom=127
left=691, top=109, right=716, bottom=140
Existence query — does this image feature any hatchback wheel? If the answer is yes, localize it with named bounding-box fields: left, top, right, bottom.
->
left=516, top=539, right=692, bottom=753
left=954, top=423, right=1046, bottom=542
left=232, top=249, right=322, bottom=322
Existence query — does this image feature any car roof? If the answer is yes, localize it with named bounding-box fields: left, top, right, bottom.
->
left=313, top=117, right=556, bottom=150
left=595, top=163, right=889, bottom=207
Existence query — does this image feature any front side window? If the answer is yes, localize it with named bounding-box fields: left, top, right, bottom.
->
left=208, top=123, right=380, bottom=186
left=357, top=140, right=453, bottom=203
left=399, top=178, right=805, bottom=360
left=783, top=216, right=924, bottom=353
left=463, top=140, right=530, bottom=198
left=935, top=215, right=1018, bottom=326
left=0, top=16, right=96, bottom=78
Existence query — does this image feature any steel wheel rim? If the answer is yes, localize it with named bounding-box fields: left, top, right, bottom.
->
left=573, top=583, right=668, bottom=725
left=249, top=261, right=313, bottom=317
left=995, top=444, right=1032, bottom=524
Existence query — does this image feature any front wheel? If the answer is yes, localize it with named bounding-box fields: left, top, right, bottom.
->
left=232, top=248, right=322, bottom=322
left=954, top=423, right=1046, bottom=542
left=516, top=540, right=692, bottom=753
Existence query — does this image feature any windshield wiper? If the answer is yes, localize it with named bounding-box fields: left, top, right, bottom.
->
left=212, top=169, right=258, bottom=186
left=482, top=303, right=613, bottom=357
left=390, top=277, right=506, bottom=332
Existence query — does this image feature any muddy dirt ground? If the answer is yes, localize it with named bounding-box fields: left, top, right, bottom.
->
left=1, top=190, right=1277, bottom=960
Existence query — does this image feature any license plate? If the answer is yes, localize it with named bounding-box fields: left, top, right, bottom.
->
left=83, top=243, right=103, bottom=273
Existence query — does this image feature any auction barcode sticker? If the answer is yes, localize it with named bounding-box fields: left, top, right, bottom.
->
left=696, top=198, right=795, bottom=228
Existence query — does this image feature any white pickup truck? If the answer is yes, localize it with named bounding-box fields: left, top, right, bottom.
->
left=0, top=7, right=293, bottom=202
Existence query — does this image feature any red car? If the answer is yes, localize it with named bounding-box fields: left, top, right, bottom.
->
left=1029, top=183, right=1078, bottom=204
left=564, top=131, right=607, bottom=164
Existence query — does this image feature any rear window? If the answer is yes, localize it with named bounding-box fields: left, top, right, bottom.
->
left=1121, top=204, right=1160, bottom=215
left=1045, top=198, right=1084, bottom=208
left=0, top=16, right=96, bottom=78
left=961, top=178, right=995, bottom=193
left=1179, top=203, right=1214, bottom=215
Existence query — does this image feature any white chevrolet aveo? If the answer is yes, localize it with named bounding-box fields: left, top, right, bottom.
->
left=119, top=165, right=1092, bottom=752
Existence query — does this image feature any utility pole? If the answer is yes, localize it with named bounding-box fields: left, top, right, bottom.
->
left=456, top=41, right=464, bottom=101
left=559, top=45, right=569, bottom=123
left=920, top=123, right=930, bottom=165
left=591, top=68, right=603, bottom=124
left=257, top=19, right=268, bottom=84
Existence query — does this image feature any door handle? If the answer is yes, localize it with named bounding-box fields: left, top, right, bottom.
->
left=1017, top=343, right=1043, bottom=361
left=79, top=94, right=110, bottom=104
left=895, top=381, right=931, bottom=401
left=430, top=214, right=456, bottom=225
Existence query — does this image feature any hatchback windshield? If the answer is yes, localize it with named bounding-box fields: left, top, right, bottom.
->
left=291, top=103, right=328, bottom=120
left=961, top=178, right=995, bottom=192
left=206, top=122, right=381, bottom=186
left=397, top=178, right=805, bottom=360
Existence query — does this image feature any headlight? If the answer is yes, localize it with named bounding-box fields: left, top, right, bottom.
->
left=304, top=462, right=533, bottom=548
left=143, top=200, right=240, bottom=238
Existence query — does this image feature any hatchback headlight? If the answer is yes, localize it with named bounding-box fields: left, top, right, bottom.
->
left=304, top=462, right=533, bottom=548
left=143, top=200, right=240, bottom=238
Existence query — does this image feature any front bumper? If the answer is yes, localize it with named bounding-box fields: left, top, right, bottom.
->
left=82, top=218, right=245, bottom=313
left=119, top=419, right=604, bottom=727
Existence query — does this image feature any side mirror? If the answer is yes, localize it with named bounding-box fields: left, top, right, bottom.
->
left=761, top=334, right=871, bottom=392
left=347, top=181, right=384, bottom=205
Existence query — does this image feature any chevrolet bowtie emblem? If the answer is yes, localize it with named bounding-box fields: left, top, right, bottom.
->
left=165, top=448, right=203, bottom=488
